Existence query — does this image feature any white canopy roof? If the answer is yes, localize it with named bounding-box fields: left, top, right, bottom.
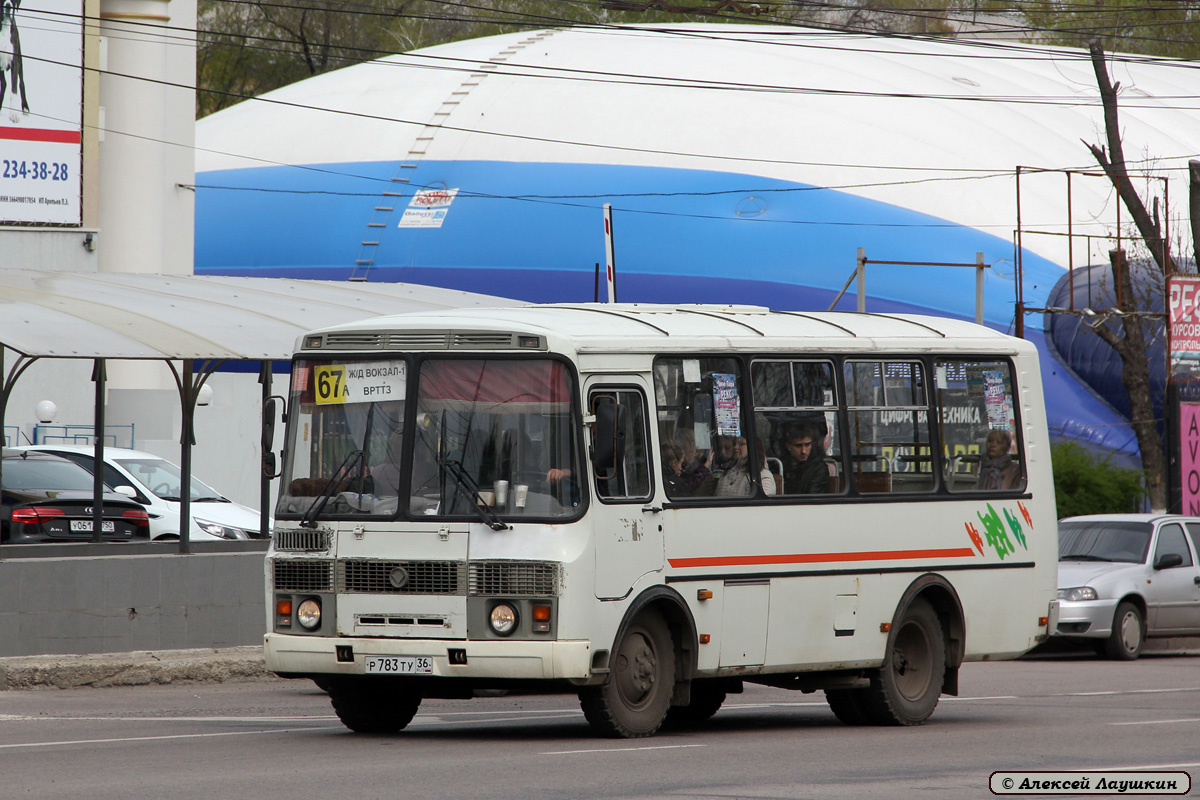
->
left=0, top=270, right=518, bottom=360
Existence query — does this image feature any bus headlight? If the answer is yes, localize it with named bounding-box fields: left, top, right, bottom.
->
left=296, top=598, right=322, bottom=630
left=489, top=603, right=518, bottom=636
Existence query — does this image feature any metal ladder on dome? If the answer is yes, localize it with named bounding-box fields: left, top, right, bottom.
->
left=347, top=29, right=560, bottom=283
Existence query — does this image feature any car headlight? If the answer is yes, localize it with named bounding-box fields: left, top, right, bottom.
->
left=296, top=598, right=322, bottom=630
left=1057, top=586, right=1098, bottom=602
left=489, top=603, right=518, bottom=636
left=195, top=518, right=250, bottom=540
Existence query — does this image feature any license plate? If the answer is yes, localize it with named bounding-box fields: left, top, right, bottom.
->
left=364, top=655, right=433, bottom=675
left=70, top=521, right=115, bottom=532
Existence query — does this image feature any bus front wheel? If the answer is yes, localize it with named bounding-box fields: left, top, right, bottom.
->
left=863, top=599, right=945, bottom=726
left=665, top=679, right=727, bottom=727
left=580, top=611, right=675, bottom=738
left=328, top=678, right=422, bottom=733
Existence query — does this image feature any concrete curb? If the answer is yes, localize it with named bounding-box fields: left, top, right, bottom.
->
left=0, top=646, right=278, bottom=691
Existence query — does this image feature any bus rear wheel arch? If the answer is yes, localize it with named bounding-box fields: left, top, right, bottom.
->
left=862, top=597, right=947, bottom=725
left=826, top=579, right=962, bottom=727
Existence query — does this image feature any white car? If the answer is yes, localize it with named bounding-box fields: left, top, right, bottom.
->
left=1053, top=514, right=1200, bottom=659
left=20, top=445, right=268, bottom=542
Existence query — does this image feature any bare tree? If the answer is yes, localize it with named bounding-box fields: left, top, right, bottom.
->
left=1082, top=41, right=1171, bottom=511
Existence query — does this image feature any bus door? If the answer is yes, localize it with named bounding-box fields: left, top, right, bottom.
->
left=586, top=380, right=664, bottom=600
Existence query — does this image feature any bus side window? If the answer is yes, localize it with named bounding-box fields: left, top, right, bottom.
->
left=653, top=357, right=751, bottom=499
left=935, top=360, right=1025, bottom=493
left=844, top=360, right=934, bottom=495
left=751, top=359, right=843, bottom=497
left=589, top=388, right=652, bottom=502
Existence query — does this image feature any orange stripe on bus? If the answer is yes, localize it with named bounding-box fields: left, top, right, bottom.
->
left=667, top=548, right=977, bottom=568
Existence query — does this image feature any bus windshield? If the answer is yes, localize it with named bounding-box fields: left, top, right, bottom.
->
left=277, top=358, right=408, bottom=521
left=276, top=356, right=583, bottom=522
left=410, top=359, right=582, bottom=521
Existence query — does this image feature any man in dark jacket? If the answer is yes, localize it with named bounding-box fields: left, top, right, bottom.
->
left=780, top=423, right=828, bottom=495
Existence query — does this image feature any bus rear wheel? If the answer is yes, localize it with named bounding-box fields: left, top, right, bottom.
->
left=327, top=678, right=422, bottom=733
left=825, top=688, right=873, bottom=725
left=580, top=611, right=675, bottom=738
left=863, top=599, right=945, bottom=726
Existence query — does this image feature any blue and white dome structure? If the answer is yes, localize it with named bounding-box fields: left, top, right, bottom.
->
left=195, top=24, right=1200, bottom=464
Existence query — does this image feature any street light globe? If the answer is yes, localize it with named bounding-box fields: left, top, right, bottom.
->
left=197, top=385, right=215, bottom=407
left=35, top=400, right=58, bottom=424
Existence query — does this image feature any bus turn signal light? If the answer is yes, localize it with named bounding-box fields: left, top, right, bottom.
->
left=697, top=589, right=713, bottom=601
left=276, top=598, right=293, bottom=628
left=532, top=604, right=551, bottom=632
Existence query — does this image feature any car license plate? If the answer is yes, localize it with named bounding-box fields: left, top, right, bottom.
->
left=70, top=521, right=115, bottom=532
left=364, top=655, right=433, bottom=675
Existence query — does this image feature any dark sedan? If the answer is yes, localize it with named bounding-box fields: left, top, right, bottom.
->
left=2, top=449, right=150, bottom=544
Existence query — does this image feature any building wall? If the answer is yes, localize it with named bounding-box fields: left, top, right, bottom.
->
left=0, top=546, right=267, bottom=657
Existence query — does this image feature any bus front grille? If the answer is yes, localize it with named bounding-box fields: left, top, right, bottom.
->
left=273, top=559, right=335, bottom=592
left=468, top=561, right=561, bottom=597
left=338, top=559, right=466, bottom=595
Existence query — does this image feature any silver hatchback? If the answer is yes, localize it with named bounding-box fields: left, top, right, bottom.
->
left=1053, top=514, right=1200, bottom=659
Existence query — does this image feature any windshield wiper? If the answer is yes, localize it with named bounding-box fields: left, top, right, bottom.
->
left=1060, top=554, right=1114, bottom=562
left=299, top=448, right=364, bottom=528
left=439, top=457, right=509, bottom=531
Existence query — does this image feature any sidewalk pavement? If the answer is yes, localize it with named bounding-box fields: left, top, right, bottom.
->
left=1, top=639, right=1195, bottom=691
left=0, top=646, right=277, bottom=691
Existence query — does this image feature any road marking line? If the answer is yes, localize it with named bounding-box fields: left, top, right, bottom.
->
left=0, top=727, right=344, bottom=750
left=1069, top=688, right=1200, bottom=697
left=0, top=715, right=338, bottom=723
left=1109, top=718, right=1200, bottom=726
left=542, top=744, right=706, bottom=755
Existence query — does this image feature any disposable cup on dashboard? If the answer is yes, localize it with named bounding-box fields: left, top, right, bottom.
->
left=494, top=480, right=509, bottom=508
left=514, top=484, right=528, bottom=509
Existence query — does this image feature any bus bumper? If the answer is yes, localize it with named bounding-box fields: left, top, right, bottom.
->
left=264, top=633, right=594, bottom=681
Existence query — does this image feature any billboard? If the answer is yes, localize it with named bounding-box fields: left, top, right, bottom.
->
left=1169, top=275, right=1200, bottom=379
left=0, top=0, right=83, bottom=225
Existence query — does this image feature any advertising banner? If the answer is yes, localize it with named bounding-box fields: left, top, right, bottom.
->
left=1180, top=402, right=1200, bottom=515
left=0, top=0, right=83, bottom=225
left=1168, top=276, right=1200, bottom=379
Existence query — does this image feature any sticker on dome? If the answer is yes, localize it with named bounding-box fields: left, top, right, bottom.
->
left=399, top=188, right=458, bottom=228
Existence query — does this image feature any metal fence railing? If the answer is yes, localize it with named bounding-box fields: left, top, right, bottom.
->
left=31, top=424, right=136, bottom=448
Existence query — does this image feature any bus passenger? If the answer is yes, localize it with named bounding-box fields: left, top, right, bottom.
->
left=703, top=436, right=774, bottom=497
left=978, top=429, right=1020, bottom=490
left=781, top=423, right=828, bottom=495
left=661, top=441, right=691, bottom=498
left=675, top=430, right=711, bottom=492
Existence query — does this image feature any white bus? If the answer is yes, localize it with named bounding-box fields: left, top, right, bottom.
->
left=264, top=304, right=1059, bottom=738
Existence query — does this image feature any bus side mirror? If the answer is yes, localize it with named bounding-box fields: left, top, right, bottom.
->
left=589, top=397, right=625, bottom=480
left=262, top=396, right=283, bottom=479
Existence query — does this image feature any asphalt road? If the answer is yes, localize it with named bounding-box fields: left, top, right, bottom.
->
left=1, top=651, right=1197, bottom=800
